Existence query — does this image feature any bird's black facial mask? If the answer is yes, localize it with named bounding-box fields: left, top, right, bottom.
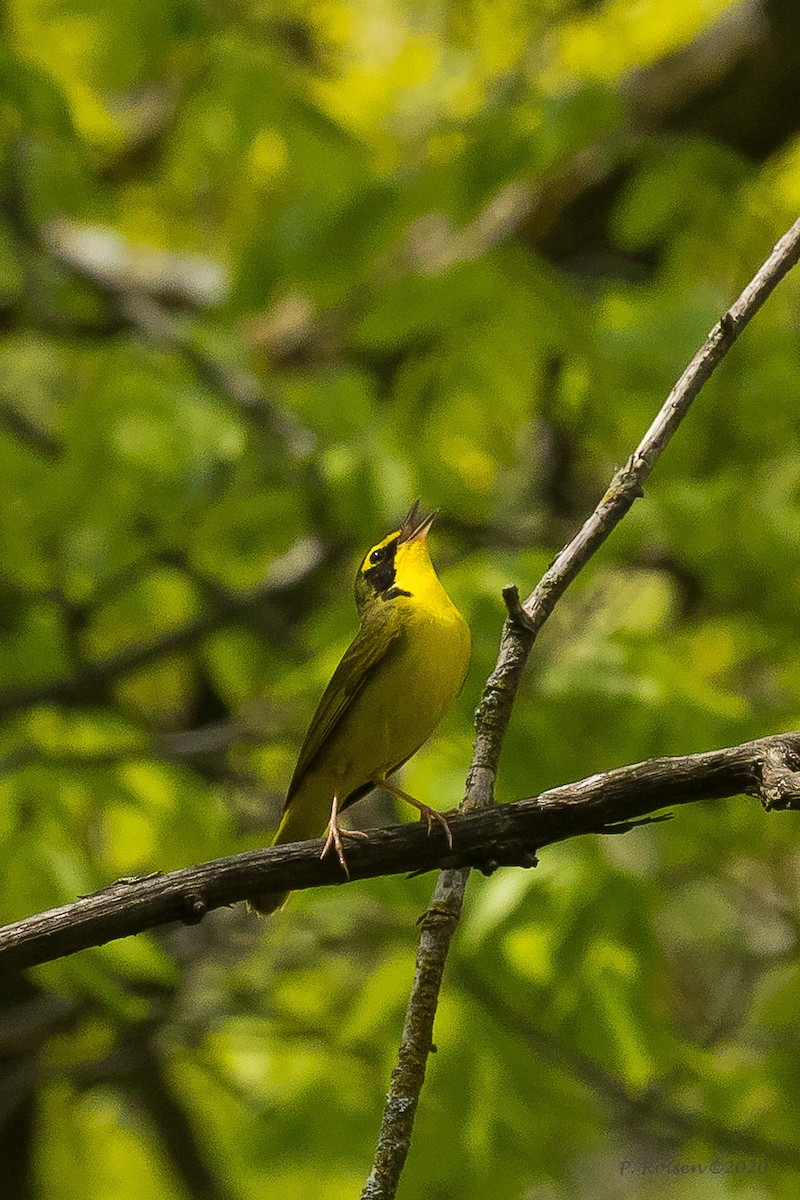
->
left=362, top=536, right=399, bottom=596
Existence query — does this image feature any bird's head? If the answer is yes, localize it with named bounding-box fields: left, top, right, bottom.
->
left=355, top=501, right=440, bottom=615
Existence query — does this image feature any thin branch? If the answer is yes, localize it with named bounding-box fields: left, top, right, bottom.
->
left=3, top=153, right=317, bottom=460
left=0, top=536, right=324, bottom=720
left=0, top=400, right=62, bottom=461
left=2, top=731, right=800, bottom=973
left=117, top=291, right=314, bottom=457
left=362, top=215, right=800, bottom=1199
left=461, top=965, right=800, bottom=1172
left=40, top=216, right=313, bottom=458
left=130, top=1040, right=239, bottom=1200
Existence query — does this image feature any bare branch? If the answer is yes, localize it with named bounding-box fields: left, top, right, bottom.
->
left=2, top=730, right=800, bottom=975
left=41, top=216, right=313, bottom=457
left=362, top=215, right=800, bottom=1199
left=0, top=537, right=324, bottom=720
left=129, top=1039, right=239, bottom=1200
left=0, top=400, right=61, bottom=461
left=460, top=965, right=800, bottom=1172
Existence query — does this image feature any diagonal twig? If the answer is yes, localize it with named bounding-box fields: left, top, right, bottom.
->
left=0, top=537, right=324, bottom=720
left=361, top=215, right=800, bottom=1200
left=460, top=965, right=800, bottom=1172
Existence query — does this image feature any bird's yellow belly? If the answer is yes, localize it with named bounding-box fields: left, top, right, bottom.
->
left=277, top=608, right=469, bottom=842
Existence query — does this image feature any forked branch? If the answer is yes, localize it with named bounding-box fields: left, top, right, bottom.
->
left=361, top=215, right=800, bottom=1200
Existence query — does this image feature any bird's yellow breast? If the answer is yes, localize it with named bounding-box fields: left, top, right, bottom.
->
left=276, top=587, right=470, bottom=842
left=344, top=594, right=470, bottom=779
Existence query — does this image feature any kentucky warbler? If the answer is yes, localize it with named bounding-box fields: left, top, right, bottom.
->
left=249, top=502, right=471, bottom=914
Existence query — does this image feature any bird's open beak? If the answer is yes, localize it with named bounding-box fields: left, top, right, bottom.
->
left=398, top=500, right=438, bottom=544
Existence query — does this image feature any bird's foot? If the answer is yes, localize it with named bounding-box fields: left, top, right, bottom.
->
left=414, top=803, right=454, bottom=849
left=320, top=797, right=369, bottom=878
left=371, top=776, right=454, bottom=850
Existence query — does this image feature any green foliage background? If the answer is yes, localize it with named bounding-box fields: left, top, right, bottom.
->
left=2, top=1, right=800, bottom=1196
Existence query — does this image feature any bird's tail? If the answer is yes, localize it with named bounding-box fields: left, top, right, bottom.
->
left=247, top=819, right=291, bottom=915
left=247, top=889, right=290, bottom=917
left=247, top=790, right=325, bottom=916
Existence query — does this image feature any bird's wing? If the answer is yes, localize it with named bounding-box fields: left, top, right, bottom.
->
left=284, top=614, right=403, bottom=807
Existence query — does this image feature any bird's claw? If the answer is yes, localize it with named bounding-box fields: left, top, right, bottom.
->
left=320, top=824, right=369, bottom=878
left=369, top=776, right=455, bottom=851
left=417, top=804, right=454, bottom=850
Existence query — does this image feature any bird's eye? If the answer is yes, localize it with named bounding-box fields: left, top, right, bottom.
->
left=369, top=548, right=383, bottom=565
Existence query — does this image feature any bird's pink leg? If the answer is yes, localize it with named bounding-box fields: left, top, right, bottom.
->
left=371, top=776, right=454, bottom=850
left=320, top=795, right=369, bottom=878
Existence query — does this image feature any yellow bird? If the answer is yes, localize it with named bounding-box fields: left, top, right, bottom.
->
left=249, top=502, right=471, bottom=914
